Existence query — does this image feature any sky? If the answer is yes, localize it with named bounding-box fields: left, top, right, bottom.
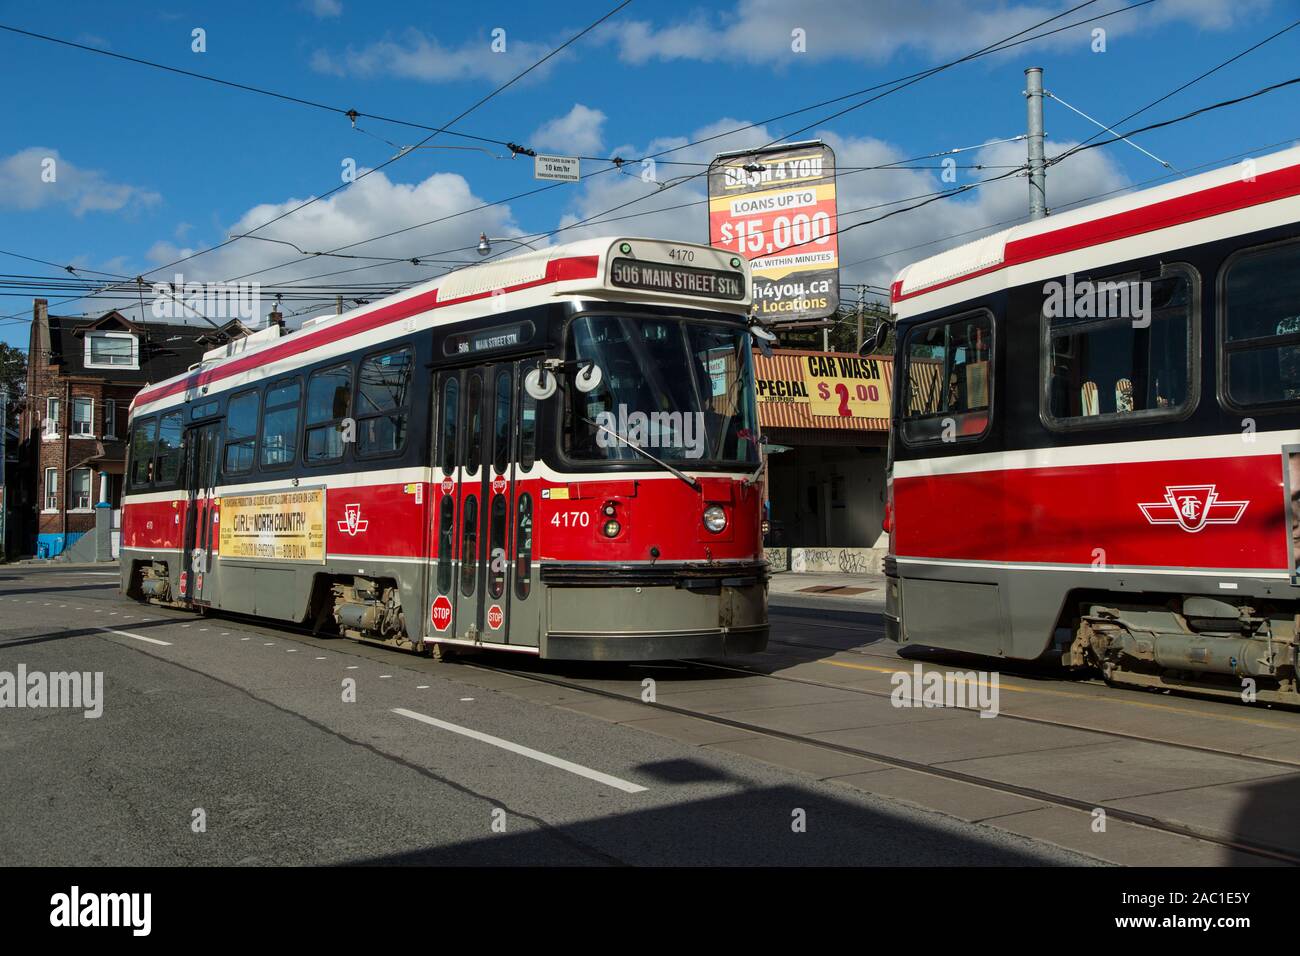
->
left=1, top=0, right=1298, bottom=350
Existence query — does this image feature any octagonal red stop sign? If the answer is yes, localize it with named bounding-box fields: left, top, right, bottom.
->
left=430, top=595, right=453, bottom=632
left=487, top=604, right=504, bottom=630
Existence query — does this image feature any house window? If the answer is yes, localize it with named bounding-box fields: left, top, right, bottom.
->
left=70, top=469, right=93, bottom=511
left=43, top=468, right=58, bottom=512
left=72, top=397, right=94, bottom=437
left=85, top=332, right=139, bottom=369
left=104, top=399, right=117, bottom=439
left=44, top=397, right=60, bottom=438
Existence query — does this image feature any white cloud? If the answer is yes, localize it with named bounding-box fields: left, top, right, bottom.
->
left=136, top=168, right=522, bottom=324
left=304, top=0, right=343, bottom=17
left=0, top=147, right=161, bottom=217
left=531, top=104, right=608, bottom=156
left=310, top=28, right=562, bottom=83
left=608, top=0, right=1271, bottom=65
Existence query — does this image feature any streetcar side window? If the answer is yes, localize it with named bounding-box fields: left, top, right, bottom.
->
left=440, top=377, right=459, bottom=474
left=154, top=411, right=186, bottom=487
left=493, top=369, right=512, bottom=474
left=223, top=390, right=260, bottom=475
left=1222, top=240, right=1300, bottom=408
left=460, top=494, right=479, bottom=596
left=901, top=311, right=993, bottom=444
left=260, top=379, right=301, bottom=469
left=129, top=416, right=158, bottom=487
left=436, top=496, right=454, bottom=594
left=515, top=493, right=533, bottom=599
left=356, top=347, right=413, bottom=458
left=464, top=372, right=483, bottom=473
left=304, top=363, right=353, bottom=465
left=489, top=493, right=507, bottom=599
left=1042, top=264, right=1198, bottom=428
left=519, top=390, right=537, bottom=472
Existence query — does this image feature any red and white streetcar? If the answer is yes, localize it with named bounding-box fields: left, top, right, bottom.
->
left=885, top=146, right=1300, bottom=703
left=120, top=237, right=769, bottom=660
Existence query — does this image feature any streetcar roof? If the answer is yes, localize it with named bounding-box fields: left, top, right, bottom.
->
left=890, top=144, right=1300, bottom=317
left=129, top=236, right=751, bottom=415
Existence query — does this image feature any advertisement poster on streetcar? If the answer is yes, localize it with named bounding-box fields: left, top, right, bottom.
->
left=218, top=488, right=326, bottom=563
left=708, top=140, right=839, bottom=323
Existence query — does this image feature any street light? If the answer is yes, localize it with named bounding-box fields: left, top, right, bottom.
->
left=477, top=234, right=539, bottom=257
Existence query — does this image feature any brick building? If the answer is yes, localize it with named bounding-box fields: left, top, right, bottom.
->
left=18, top=300, right=213, bottom=557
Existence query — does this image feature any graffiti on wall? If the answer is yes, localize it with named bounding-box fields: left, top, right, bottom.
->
left=789, top=547, right=883, bottom=575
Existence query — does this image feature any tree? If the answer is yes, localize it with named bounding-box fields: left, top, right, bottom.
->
left=0, top=342, right=24, bottom=419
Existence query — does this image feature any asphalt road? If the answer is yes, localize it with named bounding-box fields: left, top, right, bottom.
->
left=0, top=564, right=1096, bottom=866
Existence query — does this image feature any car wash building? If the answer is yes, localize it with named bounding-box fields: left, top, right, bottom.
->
left=754, top=348, right=893, bottom=574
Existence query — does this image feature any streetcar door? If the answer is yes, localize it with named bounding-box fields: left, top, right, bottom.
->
left=457, top=368, right=489, bottom=641
left=481, top=364, right=517, bottom=643
left=429, top=371, right=462, bottom=640
left=180, top=420, right=220, bottom=604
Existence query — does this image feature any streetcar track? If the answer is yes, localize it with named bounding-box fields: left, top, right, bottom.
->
left=46, top=585, right=1300, bottom=862
left=463, top=656, right=1300, bottom=866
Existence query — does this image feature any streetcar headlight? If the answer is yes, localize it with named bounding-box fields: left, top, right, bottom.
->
left=702, top=505, right=727, bottom=533
left=602, top=519, right=621, bottom=538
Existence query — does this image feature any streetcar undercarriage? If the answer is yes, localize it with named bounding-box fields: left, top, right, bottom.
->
left=1065, top=595, right=1300, bottom=705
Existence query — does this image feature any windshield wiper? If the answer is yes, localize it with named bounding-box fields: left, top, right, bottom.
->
left=583, top=417, right=701, bottom=492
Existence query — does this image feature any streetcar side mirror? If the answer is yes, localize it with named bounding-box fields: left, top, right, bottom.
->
left=574, top=361, right=603, bottom=394
left=749, top=321, right=776, bottom=358
left=862, top=322, right=890, bottom=355
left=524, top=366, right=558, bottom=401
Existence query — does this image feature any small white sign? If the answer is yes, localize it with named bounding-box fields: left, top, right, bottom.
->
left=534, top=154, right=580, bottom=182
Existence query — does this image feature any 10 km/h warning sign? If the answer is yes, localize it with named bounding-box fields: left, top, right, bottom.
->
left=708, top=141, right=839, bottom=324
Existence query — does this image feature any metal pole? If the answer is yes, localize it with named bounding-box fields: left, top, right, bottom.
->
left=1025, top=66, right=1047, bottom=220
left=856, top=285, right=865, bottom=352
left=822, top=324, right=829, bottom=351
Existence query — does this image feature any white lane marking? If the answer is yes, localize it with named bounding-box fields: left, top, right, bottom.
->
left=66, top=572, right=120, bottom=577
left=315, top=656, right=326, bottom=660
left=416, top=685, right=429, bottom=689
left=392, top=707, right=647, bottom=794
left=100, top=628, right=172, bottom=647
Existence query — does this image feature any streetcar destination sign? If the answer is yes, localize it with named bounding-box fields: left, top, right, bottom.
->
left=609, top=258, right=745, bottom=300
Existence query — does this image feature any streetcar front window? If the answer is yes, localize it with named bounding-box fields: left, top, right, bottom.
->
left=562, top=315, right=759, bottom=466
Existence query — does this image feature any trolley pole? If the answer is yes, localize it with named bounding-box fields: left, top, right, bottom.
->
left=1025, top=66, right=1047, bottom=220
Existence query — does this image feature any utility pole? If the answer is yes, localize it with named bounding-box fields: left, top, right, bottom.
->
left=855, top=285, right=865, bottom=352
left=1025, top=66, right=1047, bottom=220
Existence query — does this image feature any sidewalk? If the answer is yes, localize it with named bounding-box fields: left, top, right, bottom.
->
left=768, top=570, right=886, bottom=616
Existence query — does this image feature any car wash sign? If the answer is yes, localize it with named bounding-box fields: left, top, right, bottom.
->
left=709, top=141, right=839, bottom=324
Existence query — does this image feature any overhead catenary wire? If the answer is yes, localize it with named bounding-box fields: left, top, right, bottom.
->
left=194, top=0, right=1141, bottom=289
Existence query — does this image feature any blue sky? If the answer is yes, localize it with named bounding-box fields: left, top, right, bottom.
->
left=1, top=0, right=1298, bottom=350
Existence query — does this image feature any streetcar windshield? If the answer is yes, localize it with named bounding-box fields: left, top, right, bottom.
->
left=563, top=314, right=759, bottom=465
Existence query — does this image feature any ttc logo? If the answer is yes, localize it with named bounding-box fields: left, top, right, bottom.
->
left=1139, top=484, right=1248, bottom=533
left=337, top=503, right=369, bottom=536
